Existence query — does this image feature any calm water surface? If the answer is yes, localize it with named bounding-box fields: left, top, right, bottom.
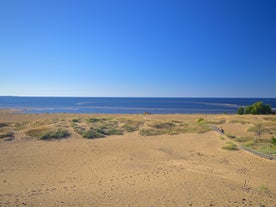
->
left=0, top=97, right=276, bottom=114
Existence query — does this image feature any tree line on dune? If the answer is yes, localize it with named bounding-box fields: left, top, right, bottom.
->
left=238, top=102, right=274, bottom=115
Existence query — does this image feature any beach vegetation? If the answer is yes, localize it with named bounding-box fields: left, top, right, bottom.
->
left=87, top=117, right=110, bottom=123
left=197, top=118, right=205, bottom=123
left=40, top=129, right=70, bottom=140
left=139, top=128, right=165, bottom=136
left=80, top=129, right=105, bottom=139
left=219, top=136, right=225, bottom=140
left=238, top=102, right=272, bottom=115
left=225, top=133, right=236, bottom=139
left=238, top=107, right=244, bottom=115
left=0, top=123, right=9, bottom=128
left=271, top=137, right=276, bottom=145
left=72, top=118, right=80, bottom=122
left=243, top=141, right=255, bottom=147
left=229, top=119, right=250, bottom=124
left=222, top=142, right=239, bottom=150
left=234, top=136, right=252, bottom=143
left=0, top=132, right=14, bottom=139
left=259, top=184, right=269, bottom=191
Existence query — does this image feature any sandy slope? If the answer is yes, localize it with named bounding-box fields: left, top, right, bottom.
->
left=0, top=112, right=275, bottom=206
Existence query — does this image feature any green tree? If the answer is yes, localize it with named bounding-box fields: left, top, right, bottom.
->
left=240, top=102, right=272, bottom=115
left=238, top=107, right=244, bottom=115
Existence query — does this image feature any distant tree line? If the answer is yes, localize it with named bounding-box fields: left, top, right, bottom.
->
left=238, top=102, right=273, bottom=115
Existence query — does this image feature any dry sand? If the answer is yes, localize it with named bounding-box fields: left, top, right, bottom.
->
left=0, top=112, right=275, bottom=206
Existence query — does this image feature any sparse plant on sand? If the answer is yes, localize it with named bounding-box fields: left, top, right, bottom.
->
left=40, top=129, right=70, bottom=140
left=222, top=142, right=238, bottom=150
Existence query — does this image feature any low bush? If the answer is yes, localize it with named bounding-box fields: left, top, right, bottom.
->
left=197, top=118, right=205, bottom=123
left=151, top=122, right=175, bottom=130
left=96, top=128, right=123, bottom=135
left=87, top=117, right=109, bottom=123
left=0, top=123, right=9, bottom=128
left=139, top=129, right=165, bottom=136
left=40, top=129, right=70, bottom=140
left=226, top=133, right=236, bottom=139
left=0, top=132, right=14, bottom=139
left=234, top=137, right=252, bottom=142
left=222, top=142, right=238, bottom=150
left=80, top=129, right=105, bottom=139
left=272, top=137, right=276, bottom=145
left=72, top=118, right=80, bottom=123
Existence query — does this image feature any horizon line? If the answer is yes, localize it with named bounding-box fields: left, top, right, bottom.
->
left=1, top=95, right=276, bottom=99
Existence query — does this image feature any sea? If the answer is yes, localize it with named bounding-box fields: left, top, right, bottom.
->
left=0, top=97, right=276, bottom=114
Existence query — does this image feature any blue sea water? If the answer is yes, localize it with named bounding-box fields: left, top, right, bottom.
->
left=0, top=97, right=276, bottom=114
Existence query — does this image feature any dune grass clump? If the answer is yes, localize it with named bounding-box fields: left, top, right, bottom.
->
left=139, top=128, right=166, bottom=136
left=121, top=119, right=144, bottom=132
left=72, top=118, right=80, bottom=123
left=26, top=127, right=50, bottom=138
left=234, top=136, right=252, bottom=143
left=0, top=123, right=9, bottom=128
left=40, top=129, right=70, bottom=140
left=26, top=127, right=70, bottom=140
left=197, top=118, right=205, bottom=123
left=0, top=132, right=14, bottom=139
left=80, top=129, right=105, bottom=139
left=87, top=117, right=110, bottom=123
left=222, top=142, right=239, bottom=150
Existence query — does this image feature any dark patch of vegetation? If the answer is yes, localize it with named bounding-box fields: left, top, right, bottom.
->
left=80, top=129, right=105, bottom=139
left=197, top=118, right=205, bottom=123
left=0, top=132, right=14, bottom=139
left=96, top=127, right=123, bottom=136
left=72, top=118, right=80, bottom=123
left=234, top=137, right=252, bottom=143
left=87, top=117, right=109, bottom=123
left=222, top=142, right=239, bottom=150
left=272, top=137, right=276, bottom=145
left=26, top=128, right=50, bottom=138
left=0, top=123, right=9, bottom=128
left=238, top=102, right=272, bottom=115
left=139, top=128, right=165, bottom=136
left=40, top=129, right=70, bottom=140
left=151, top=122, right=176, bottom=130
left=226, top=133, right=236, bottom=139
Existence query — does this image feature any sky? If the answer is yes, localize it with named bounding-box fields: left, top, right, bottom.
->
left=0, top=0, right=275, bottom=97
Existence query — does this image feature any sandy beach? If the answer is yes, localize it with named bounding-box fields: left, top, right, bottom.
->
left=0, top=111, right=275, bottom=206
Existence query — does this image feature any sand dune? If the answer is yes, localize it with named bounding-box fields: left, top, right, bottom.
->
left=0, top=112, right=275, bottom=206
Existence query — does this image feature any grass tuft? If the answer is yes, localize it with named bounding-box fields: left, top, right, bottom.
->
left=222, top=142, right=239, bottom=150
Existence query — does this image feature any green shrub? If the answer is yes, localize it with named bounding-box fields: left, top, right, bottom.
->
left=96, top=128, right=123, bottom=135
left=243, top=141, right=255, bottom=147
left=197, top=118, right=205, bottom=123
left=151, top=122, right=175, bottom=130
left=81, top=129, right=105, bottom=139
left=72, top=118, right=80, bottom=123
left=239, top=102, right=272, bottom=115
left=122, top=124, right=137, bottom=132
left=226, top=133, right=236, bottom=139
left=222, top=142, right=238, bottom=150
left=40, top=129, right=70, bottom=140
left=234, top=137, right=252, bottom=142
left=139, top=129, right=165, bottom=136
left=272, top=137, right=276, bottom=145
left=238, top=107, right=244, bottom=115
left=26, top=128, right=50, bottom=138
left=87, top=117, right=109, bottom=123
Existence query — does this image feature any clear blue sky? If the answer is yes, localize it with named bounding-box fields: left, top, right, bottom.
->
left=0, top=0, right=275, bottom=97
